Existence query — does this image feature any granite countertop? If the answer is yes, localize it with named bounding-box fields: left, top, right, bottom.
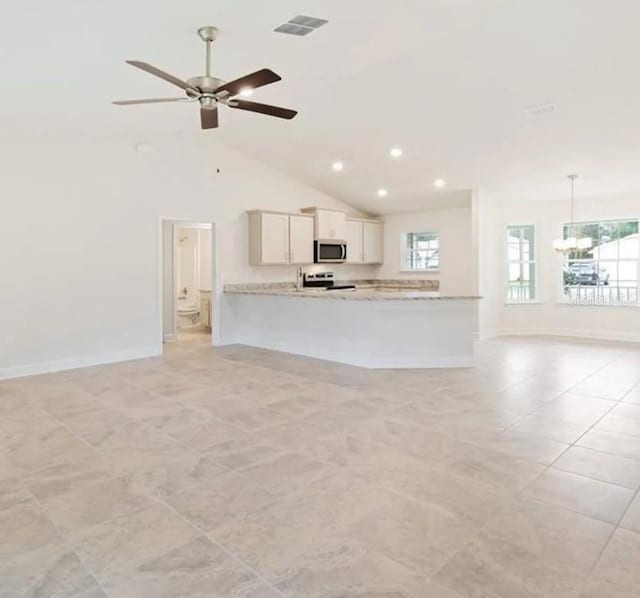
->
left=224, top=281, right=481, bottom=301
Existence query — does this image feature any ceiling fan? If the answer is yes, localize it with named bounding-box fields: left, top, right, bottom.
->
left=113, top=26, right=298, bottom=129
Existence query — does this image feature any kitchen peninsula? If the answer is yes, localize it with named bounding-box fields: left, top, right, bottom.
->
left=222, top=281, right=480, bottom=368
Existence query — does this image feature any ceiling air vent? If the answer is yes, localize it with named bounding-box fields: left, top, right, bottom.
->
left=274, top=15, right=328, bottom=36
left=525, top=103, right=558, bottom=118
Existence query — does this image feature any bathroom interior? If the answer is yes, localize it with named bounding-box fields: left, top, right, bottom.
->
left=176, top=224, right=212, bottom=341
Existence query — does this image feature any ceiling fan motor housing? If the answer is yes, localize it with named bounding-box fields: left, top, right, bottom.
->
left=187, top=76, right=225, bottom=95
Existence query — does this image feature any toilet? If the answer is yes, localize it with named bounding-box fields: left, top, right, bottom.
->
left=176, top=300, right=200, bottom=329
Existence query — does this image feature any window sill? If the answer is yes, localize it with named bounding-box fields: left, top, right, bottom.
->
left=555, top=301, right=640, bottom=309
left=399, top=269, right=440, bottom=274
left=505, top=300, right=543, bottom=305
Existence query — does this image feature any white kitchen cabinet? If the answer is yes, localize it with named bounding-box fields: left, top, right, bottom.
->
left=302, top=208, right=346, bottom=240
left=289, top=215, right=315, bottom=264
left=248, top=211, right=314, bottom=265
left=345, top=219, right=364, bottom=264
left=363, top=221, right=384, bottom=264
left=346, top=218, right=384, bottom=264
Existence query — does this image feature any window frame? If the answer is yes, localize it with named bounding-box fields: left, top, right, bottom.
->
left=505, top=224, right=538, bottom=303
left=401, top=231, right=440, bottom=272
left=560, top=217, right=640, bottom=307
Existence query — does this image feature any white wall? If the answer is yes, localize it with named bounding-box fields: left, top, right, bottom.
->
left=0, top=136, right=377, bottom=378
left=198, top=228, right=212, bottom=292
left=480, top=192, right=640, bottom=342
left=377, top=202, right=473, bottom=295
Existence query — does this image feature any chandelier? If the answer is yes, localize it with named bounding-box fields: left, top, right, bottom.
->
left=553, top=174, right=593, bottom=253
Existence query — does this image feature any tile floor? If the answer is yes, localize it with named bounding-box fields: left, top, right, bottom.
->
left=1, top=335, right=640, bottom=597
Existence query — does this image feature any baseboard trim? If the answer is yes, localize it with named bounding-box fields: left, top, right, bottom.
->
left=491, top=327, right=640, bottom=344
left=0, top=346, right=162, bottom=381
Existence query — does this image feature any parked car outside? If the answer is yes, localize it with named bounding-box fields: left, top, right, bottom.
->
left=564, top=262, right=610, bottom=285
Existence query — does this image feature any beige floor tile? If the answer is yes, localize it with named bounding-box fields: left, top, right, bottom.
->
left=554, top=446, right=640, bottom=489
left=507, top=414, right=591, bottom=444
left=3, top=425, right=98, bottom=474
left=208, top=472, right=386, bottom=582
left=215, top=407, right=291, bottom=433
left=39, top=475, right=155, bottom=538
left=0, top=502, right=64, bottom=564
left=532, top=393, right=616, bottom=425
left=524, top=468, right=634, bottom=523
left=0, top=477, right=33, bottom=510
left=488, top=430, right=569, bottom=465
left=278, top=547, right=461, bottom=598
left=2, top=337, right=640, bottom=597
left=102, top=536, right=278, bottom=598
left=446, top=447, right=546, bottom=492
left=352, top=492, right=478, bottom=576
left=623, top=387, right=640, bottom=404
left=482, top=497, right=613, bottom=573
left=620, top=493, right=640, bottom=533
left=0, top=545, right=105, bottom=598
left=54, top=405, right=134, bottom=442
left=73, top=503, right=199, bottom=585
left=239, top=451, right=336, bottom=496
left=595, top=413, right=640, bottom=438
left=433, top=530, right=583, bottom=598
left=581, top=528, right=640, bottom=598
left=163, top=470, right=276, bottom=532
left=577, top=428, right=640, bottom=460
left=24, top=458, right=120, bottom=501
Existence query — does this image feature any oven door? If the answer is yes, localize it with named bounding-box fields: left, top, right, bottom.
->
left=315, top=241, right=347, bottom=263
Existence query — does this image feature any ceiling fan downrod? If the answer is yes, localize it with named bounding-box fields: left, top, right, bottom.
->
left=197, top=26, right=218, bottom=78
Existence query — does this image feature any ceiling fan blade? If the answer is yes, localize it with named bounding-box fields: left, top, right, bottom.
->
left=228, top=99, right=297, bottom=120
left=113, top=98, right=191, bottom=105
left=200, top=107, right=219, bottom=129
left=214, top=69, right=281, bottom=97
left=126, top=60, right=198, bottom=93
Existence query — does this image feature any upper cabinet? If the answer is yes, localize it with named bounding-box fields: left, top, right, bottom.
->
left=289, top=215, right=315, bottom=264
left=302, top=208, right=346, bottom=240
left=363, top=221, right=384, bottom=264
left=346, top=218, right=384, bottom=264
left=248, top=211, right=314, bottom=265
left=345, top=219, right=364, bottom=264
left=249, top=209, right=383, bottom=266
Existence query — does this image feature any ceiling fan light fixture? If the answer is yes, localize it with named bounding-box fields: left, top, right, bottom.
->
left=113, top=27, right=297, bottom=130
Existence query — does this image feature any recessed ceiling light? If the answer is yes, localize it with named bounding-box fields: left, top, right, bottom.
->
left=239, top=87, right=254, bottom=97
left=331, top=161, right=344, bottom=172
left=390, top=147, right=403, bottom=158
left=377, top=188, right=389, bottom=198
left=434, top=178, right=446, bottom=188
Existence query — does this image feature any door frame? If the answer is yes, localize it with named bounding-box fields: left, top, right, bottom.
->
left=158, top=218, right=220, bottom=350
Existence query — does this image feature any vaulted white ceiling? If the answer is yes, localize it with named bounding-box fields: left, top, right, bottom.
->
left=3, top=0, right=640, bottom=213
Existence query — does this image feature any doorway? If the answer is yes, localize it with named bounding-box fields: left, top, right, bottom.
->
left=160, top=220, right=219, bottom=349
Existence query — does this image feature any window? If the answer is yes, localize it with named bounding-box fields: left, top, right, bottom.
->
left=507, top=225, right=536, bottom=301
left=562, top=219, right=639, bottom=306
left=402, top=232, right=439, bottom=271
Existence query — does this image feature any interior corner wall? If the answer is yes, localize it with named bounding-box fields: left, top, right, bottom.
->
left=478, top=191, right=640, bottom=343
left=475, top=190, right=502, bottom=339
left=377, top=202, right=473, bottom=296
left=0, top=136, right=377, bottom=379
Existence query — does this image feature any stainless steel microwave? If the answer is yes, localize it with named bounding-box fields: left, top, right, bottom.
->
left=314, top=240, right=347, bottom=263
